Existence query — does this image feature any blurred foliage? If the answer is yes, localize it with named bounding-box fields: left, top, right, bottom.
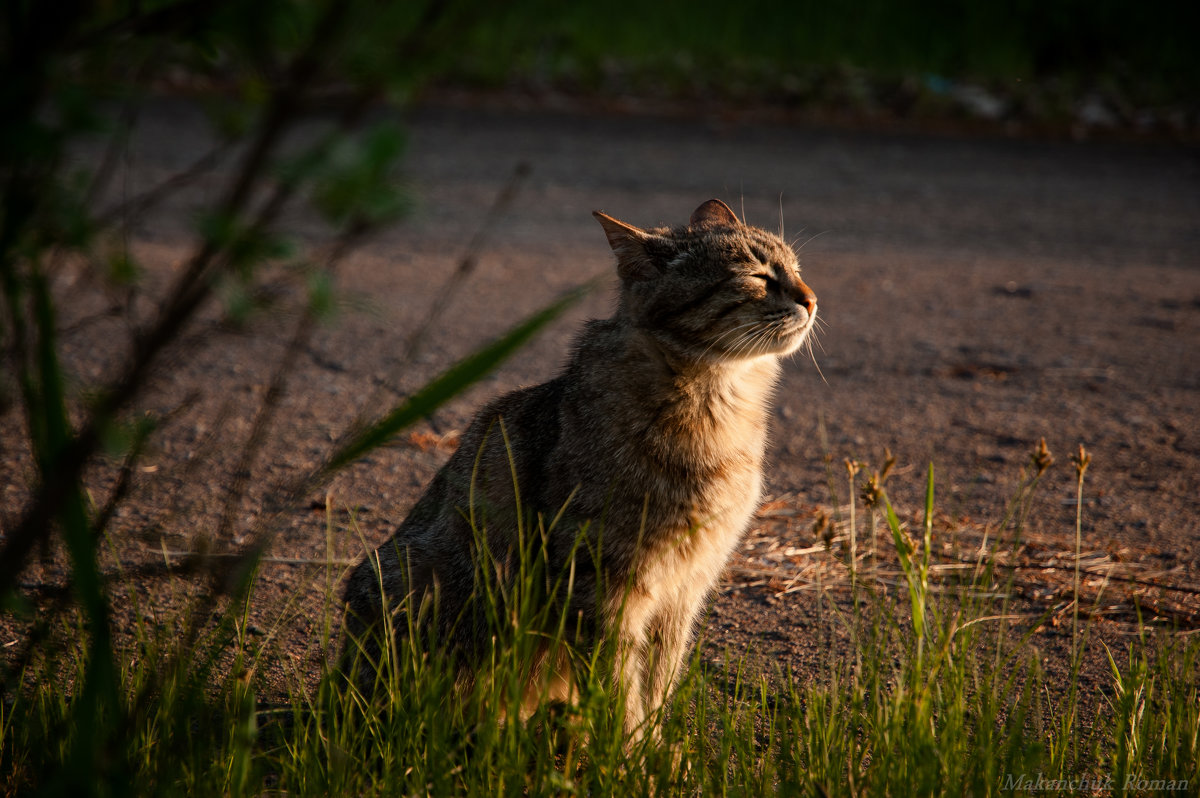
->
left=0, top=2, right=577, bottom=795
left=449, top=0, right=1199, bottom=114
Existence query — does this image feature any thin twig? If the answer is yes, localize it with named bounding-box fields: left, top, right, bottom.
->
left=94, top=143, right=230, bottom=227
left=157, top=550, right=356, bottom=567
left=0, top=1, right=350, bottom=598
left=215, top=223, right=368, bottom=542
left=995, top=560, right=1200, bottom=597
left=399, top=160, right=532, bottom=370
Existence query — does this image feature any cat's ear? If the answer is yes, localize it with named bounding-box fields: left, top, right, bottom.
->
left=689, top=198, right=740, bottom=228
left=593, top=210, right=655, bottom=281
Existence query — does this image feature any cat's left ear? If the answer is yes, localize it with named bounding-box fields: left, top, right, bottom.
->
left=689, top=198, right=741, bottom=228
left=593, top=211, right=655, bottom=282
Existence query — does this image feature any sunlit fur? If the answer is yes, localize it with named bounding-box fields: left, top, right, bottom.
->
left=343, top=199, right=818, bottom=736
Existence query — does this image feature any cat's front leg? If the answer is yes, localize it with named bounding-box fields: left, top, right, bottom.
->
left=610, top=627, right=650, bottom=737
left=642, top=587, right=704, bottom=721
left=605, top=584, right=658, bottom=739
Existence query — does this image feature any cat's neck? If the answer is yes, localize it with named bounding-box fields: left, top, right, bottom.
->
left=575, top=318, right=780, bottom=439
left=633, top=329, right=779, bottom=406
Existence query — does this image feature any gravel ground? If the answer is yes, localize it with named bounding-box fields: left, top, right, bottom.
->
left=3, top=97, right=1198, bottom=704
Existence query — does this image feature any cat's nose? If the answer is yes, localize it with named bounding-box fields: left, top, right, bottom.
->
left=793, top=282, right=817, bottom=316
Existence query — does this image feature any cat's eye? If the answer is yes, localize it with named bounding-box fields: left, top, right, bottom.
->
left=753, top=273, right=778, bottom=288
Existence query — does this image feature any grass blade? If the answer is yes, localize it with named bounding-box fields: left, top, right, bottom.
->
left=323, top=285, right=588, bottom=475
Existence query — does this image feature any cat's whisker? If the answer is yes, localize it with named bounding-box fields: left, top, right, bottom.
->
left=727, top=323, right=770, bottom=359
left=700, top=319, right=766, bottom=361
left=735, top=317, right=788, bottom=359
left=803, top=335, right=828, bottom=384
left=753, top=317, right=786, bottom=350
left=699, top=325, right=753, bottom=361
left=811, top=326, right=828, bottom=354
left=795, top=230, right=829, bottom=251
left=766, top=317, right=797, bottom=354
left=723, top=327, right=759, bottom=359
left=748, top=328, right=773, bottom=356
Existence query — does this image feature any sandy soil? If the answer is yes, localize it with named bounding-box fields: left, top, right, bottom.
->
left=3, top=97, right=1199, bottom=704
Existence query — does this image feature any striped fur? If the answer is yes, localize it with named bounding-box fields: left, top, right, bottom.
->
left=343, top=199, right=818, bottom=735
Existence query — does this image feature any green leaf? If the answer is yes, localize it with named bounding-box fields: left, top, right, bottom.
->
left=27, top=263, right=122, bottom=789
left=198, top=211, right=294, bottom=276
left=310, top=123, right=412, bottom=228
left=884, top=491, right=926, bottom=649
left=107, top=250, right=142, bottom=287
left=99, top=412, right=157, bottom=461
left=219, top=278, right=255, bottom=326
left=197, top=210, right=239, bottom=250
left=923, top=464, right=934, bottom=547
left=306, top=268, right=335, bottom=320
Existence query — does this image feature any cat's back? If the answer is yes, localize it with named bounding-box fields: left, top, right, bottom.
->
left=342, top=375, right=570, bottom=615
left=437, top=374, right=572, bottom=515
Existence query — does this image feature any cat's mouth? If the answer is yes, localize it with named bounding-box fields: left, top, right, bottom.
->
left=775, top=311, right=817, bottom=352
left=714, top=310, right=815, bottom=359
left=769, top=304, right=819, bottom=351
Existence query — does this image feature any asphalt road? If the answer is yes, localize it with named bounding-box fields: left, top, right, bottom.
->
left=378, top=102, right=1200, bottom=560
left=8, top=97, right=1198, bottom=692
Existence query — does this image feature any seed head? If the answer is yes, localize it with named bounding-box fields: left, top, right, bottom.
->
left=1070, top=443, right=1091, bottom=478
left=812, top=509, right=830, bottom=543
left=860, top=472, right=883, bottom=509
left=879, top=447, right=896, bottom=482
left=1030, top=437, right=1054, bottom=477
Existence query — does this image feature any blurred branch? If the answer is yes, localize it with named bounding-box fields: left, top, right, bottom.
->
left=90, top=393, right=200, bottom=545
left=0, top=0, right=352, bottom=600
left=400, top=160, right=532, bottom=370
left=214, top=223, right=368, bottom=542
left=0, top=0, right=495, bottom=601
left=94, top=143, right=230, bottom=227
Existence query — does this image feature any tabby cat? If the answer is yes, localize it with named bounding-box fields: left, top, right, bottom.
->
left=343, top=198, right=818, bottom=735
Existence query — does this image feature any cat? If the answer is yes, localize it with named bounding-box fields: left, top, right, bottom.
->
left=342, top=198, right=818, bottom=735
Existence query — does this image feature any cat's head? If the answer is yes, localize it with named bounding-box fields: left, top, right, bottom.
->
left=593, top=199, right=818, bottom=363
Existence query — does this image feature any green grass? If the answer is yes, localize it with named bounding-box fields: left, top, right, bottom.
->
left=3, top=452, right=1197, bottom=796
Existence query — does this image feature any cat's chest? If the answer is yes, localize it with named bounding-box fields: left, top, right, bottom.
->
left=661, top=446, right=763, bottom=527
left=631, top=445, right=764, bottom=593
left=645, top=386, right=770, bottom=486
left=563, top=351, right=776, bottom=544
left=628, top=407, right=766, bottom=538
